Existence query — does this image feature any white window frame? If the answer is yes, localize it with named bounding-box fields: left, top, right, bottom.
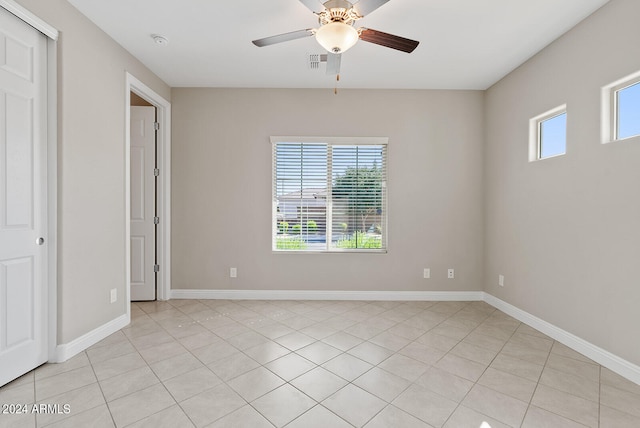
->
left=529, top=105, right=567, bottom=162
left=602, top=70, right=640, bottom=144
left=271, top=136, right=388, bottom=254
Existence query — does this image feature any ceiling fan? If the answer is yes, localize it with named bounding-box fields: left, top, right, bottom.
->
left=252, top=0, right=420, bottom=75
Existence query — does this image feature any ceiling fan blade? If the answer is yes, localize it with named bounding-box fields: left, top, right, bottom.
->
left=352, top=0, right=391, bottom=17
left=326, top=52, right=341, bottom=75
left=358, top=28, right=419, bottom=53
left=252, top=29, right=315, bottom=47
left=298, top=0, right=325, bottom=13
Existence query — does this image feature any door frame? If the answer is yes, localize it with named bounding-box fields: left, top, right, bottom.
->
left=125, top=73, right=171, bottom=302
left=0, top=0, right=58, bottom=362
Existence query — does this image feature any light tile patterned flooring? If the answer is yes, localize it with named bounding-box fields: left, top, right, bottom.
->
left=1, top=299, right=640, bottom=428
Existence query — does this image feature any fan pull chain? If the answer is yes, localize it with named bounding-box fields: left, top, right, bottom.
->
left=334, top=73, right=340, bottom=95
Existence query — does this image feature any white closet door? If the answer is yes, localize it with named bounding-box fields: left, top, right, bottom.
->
left=0, top=7, right=48, bottom=386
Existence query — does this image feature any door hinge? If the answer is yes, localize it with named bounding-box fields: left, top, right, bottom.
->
left=154, top=217, right=160, bottom=225
left=154, top=122, right=160, bottom=131
left=154, top=264, right=160, bottom=273
left=153, top=168, right=160, bottom=177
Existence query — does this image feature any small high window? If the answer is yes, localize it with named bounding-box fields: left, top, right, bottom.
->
left=602, top=71, right=640, bottom=143
left=530, top=105, right=567, bottom=161
left=615, top=80, right=640, bottom=140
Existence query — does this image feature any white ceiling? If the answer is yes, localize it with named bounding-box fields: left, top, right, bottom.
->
left=67, top=0, right=610, bottom=90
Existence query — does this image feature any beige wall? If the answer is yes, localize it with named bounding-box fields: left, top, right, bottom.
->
left=15, top=0, right=170, bottom=343
left=171, top=88, right=485, bottom=292
left=484, top=0, right=640, bottom=365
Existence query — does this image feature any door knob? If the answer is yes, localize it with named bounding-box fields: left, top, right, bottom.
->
left=37, top=237, right=45, bottom=245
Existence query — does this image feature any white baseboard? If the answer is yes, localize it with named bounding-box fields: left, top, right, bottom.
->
left=50, top=313, right=129, bottom=363
left=483, top=293, right=640, bottom=386
left=170, top=289, right=485, bottom=302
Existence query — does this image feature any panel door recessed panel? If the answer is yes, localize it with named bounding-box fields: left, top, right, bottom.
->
left=130, top=236, right=145, bottom=284
left=0, top=31, right=33, bottom=81
left=1, top=257, right=34, bottom=351
left=130, top=146, right=145, bottom=222
left=4, top=92, right=33, bottom=229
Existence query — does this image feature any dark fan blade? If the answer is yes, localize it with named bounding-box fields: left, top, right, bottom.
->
left=326, top=52, right=341, bottom=75
left=359, top=28, right=419, bottom=53
left=252, top=29, right=315, bottom=47
left=298, top=0, right=324, bottom=13
left=353, top=0, right=391, bottom=17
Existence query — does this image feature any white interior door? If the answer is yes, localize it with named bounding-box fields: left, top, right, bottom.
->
left=0, top=7, right=48, bottom=386
left=130, top=106, right=156, bottom=301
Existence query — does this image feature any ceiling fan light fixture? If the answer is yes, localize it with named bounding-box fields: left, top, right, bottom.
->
left=315, top=21, right=358, bottom=53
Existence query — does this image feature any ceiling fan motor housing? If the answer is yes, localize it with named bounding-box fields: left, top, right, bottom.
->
left=319, top=0, right=359, bottom=26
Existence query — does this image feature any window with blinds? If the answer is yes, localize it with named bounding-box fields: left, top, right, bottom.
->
left=272, top=137, right=388, bottom=252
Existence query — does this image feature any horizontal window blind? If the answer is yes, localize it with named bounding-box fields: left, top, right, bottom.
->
left=273, top=139, right=387, bottom=252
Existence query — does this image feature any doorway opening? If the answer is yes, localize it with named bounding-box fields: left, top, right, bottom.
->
left=125, top=74, right=171, bottom=305
left=130, top=99, right=156, bottom=300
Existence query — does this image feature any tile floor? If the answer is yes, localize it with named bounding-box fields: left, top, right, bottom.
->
left=1, top=299, right=640, bottom=428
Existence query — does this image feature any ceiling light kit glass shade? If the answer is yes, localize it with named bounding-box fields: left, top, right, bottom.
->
left=315, top=22, right=359, bottom=53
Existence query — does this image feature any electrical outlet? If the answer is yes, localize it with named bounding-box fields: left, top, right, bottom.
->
left=110, top=288, right=117, bottom=303
left=423, top=268, right=430, bottom=279
left=498, top=275, right=504, bottom=287
left=230, top=267, right=237, bottom=278
left=447, top=269, right=455, bottom=279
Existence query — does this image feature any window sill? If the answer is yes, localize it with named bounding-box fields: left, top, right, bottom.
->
left=272, top=249, right=388, bottom=254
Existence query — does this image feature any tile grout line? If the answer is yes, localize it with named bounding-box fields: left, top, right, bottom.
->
left=77, top=350, right=117, bottom=428
left=171, top=299, right=279, bottom=427
left=107, top=305, right=185, bottom=428
left=598, top=364, right=602, bottom=427
left=221, top=300, right=404, bottom=427
left=153, top=301, right=214, bottom=428
left=519, top=333, right=556, bottom=428
left=439, top=304, right=522, bottom=427
left=32, top=356, right=108, bottom=427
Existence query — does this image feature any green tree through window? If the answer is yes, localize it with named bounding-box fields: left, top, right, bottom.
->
left=332, top=165, right=382, bottom=233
